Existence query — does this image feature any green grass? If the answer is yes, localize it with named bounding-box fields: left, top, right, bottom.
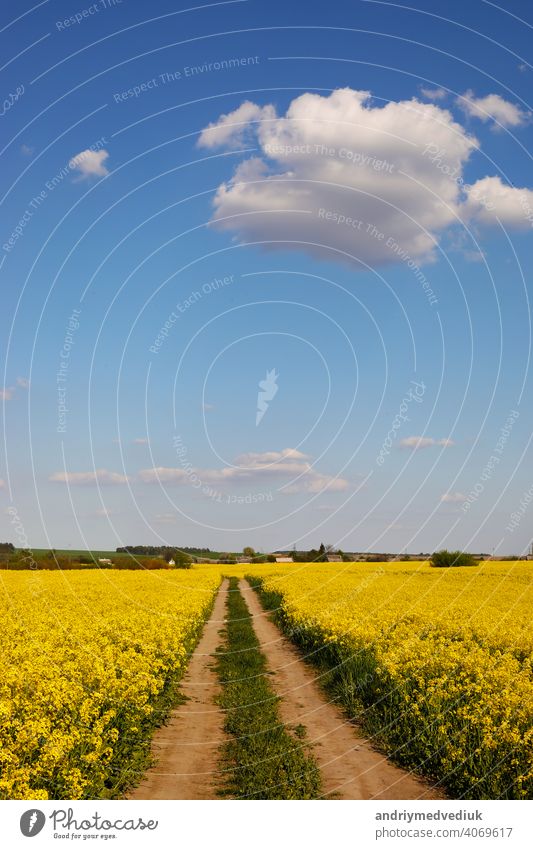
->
left=216, top=577, right=321, bottom=799
left=0, top=549, right=167, bottom=570
left=27, top=549, right=122, bottom=559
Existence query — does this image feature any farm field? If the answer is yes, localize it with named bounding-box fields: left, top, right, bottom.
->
left=0, top=568, right=221, bottom=800
left=0, top=561, right=531, bottom=800
left=248, top=561, right=533, bottom=799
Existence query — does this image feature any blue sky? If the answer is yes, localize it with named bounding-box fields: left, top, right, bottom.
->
left=1, top=0, right=533, bottom=554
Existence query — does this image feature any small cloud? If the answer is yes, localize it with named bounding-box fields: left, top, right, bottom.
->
left=420, top=86, right=447, bottom=101
left=132, top=438, right=149, bottom=445
left=93, top=507, right=115, bottom=517
left=49, top=469, right=129, bottom=485
left=203, top=402, right=215, bottom=411
left=441, top=491, right=466, bottom=503
left=283, top=473, right=349, bottom=494
left=0, top=387, right=14, bottom=401
left=399, top=436, right=455, bottom=450
left=234, top=448, right=309, bottom=466
left=518, top=63, right=528, bottom=73
left=457, top=90, right=530, bottom=129
left=198, top=100, right=275, bottom=149
left=0, top=479, right=6, bottom=490
left=139, top=467, right=188, bottom=484
left=16, top=377, right=30, bottom=389
left=69, top=148, right=110, bottom=180
left=20, top=144, right=34, bottom=156
left=139, top=447, right=349, bottom=493
left=464, top=176, right=533, bottom=229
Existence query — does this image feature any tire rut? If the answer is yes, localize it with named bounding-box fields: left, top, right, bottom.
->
left=128, top=579, right=228, bottom=800
left=240, top=579, right=444, bottom=800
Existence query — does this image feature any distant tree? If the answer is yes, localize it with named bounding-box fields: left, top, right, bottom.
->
left=299, top=545, right=328, bottom=563
left=164, top=549, right=192, bottom=568
left=0, top=542, right=15, bottom=553
left=430, top=549, right=475, bottom=568
left=176, top=551, right=193, bottom=569
left=243, top=546, right=256, bottom=559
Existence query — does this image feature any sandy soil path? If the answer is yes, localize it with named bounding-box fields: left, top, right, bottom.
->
left=129, top=579, right=228, bottom=800
left=240, top=579, right=443, bottom=800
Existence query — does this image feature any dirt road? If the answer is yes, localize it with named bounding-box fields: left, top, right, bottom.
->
left=240, top=579, right=442, bottom=800
left=130, top=575, right=442, bottom=800
left=129, top=579, right=228, bottom=800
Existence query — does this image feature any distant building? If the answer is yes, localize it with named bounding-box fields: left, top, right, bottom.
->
left=326, top=554, right=342, bottom=562
left=98, top=558, right=112, bottom=565
left=168, top=558, right=175, bottom=566
left=275, top=556, right=293, bottom=563
left=236, top=556, right=249, bottom=564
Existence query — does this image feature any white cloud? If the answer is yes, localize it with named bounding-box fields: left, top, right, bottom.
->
left=420, top=86, right=447, bottom=101
left=16, top=377, right=30, bottom=389
left=0, top=479, right=5, bottom=490
left=198, top=100, right=275, bottom=149
left=69, top=148, right=110, bottom=179
left=464, top=176, right=533, bottom=229
left=49, top=469, right=129, bottom=485
left=198, top=88, right=480, bottom=266
left=138, top=467, right=188, bottom=484
left=132, top=438, right=149, bottom=445
left=441, top=491, right=466, bottom=503
left=198, top=88, right=533, bottom=268
left=457, top=90, right=530, bottom=128
left=139, top=447, right=349, bottom=494
left=0, top=388, right=14, bottom=401
left=234, top=448, right=309, bottom=466
left=399, top=436, right=455, bottom=450
left=283, top=472, right=349, bottom=494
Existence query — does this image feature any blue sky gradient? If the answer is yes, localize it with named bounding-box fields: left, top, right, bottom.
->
left=2, top=0, right=533, bottom=554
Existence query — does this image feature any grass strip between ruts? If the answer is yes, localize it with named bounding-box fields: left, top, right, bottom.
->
left=215, top=577, right=321, bottom=799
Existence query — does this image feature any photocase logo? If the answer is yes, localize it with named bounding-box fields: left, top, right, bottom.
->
left=256, top=368, right=279, bottom=426
left=20, top=810, right=46, bottom=837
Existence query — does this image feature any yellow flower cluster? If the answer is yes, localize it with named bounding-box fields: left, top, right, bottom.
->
left=251, top=561, right=533, bottom=799
left=0, top=568, right=221, bottom=800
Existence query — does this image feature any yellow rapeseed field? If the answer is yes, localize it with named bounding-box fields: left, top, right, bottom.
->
left=249, top=561, right=533, bottom=799
left=0, top=568, right=221, bottom=800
